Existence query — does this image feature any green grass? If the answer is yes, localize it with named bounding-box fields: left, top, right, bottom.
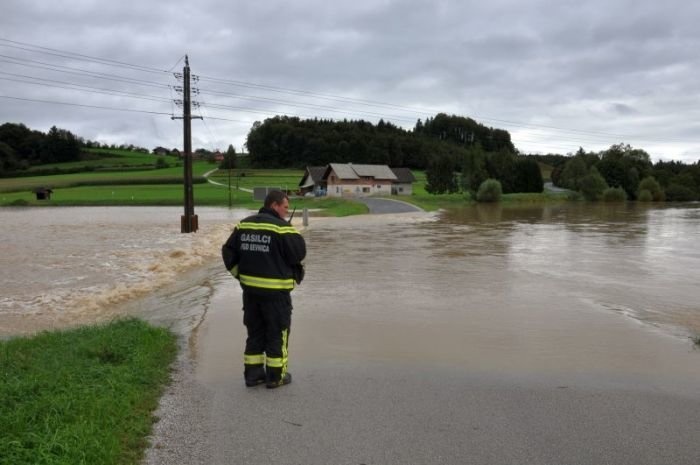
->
left=402, top=191, right=469, bottom=211
left=209, top=168, right=304, bottom=193
left=0, top=161, right=213, bottom=193
left=1, top=183, right=239, bottom=206
left=27, top=149, right=167, bottom=171
left=0, top=182, right=369, bottom=215
left=292, top=197, right=369, bottom=216
left=0, top=166, right=571, bottom=214
left=0, top=318, right=178, bottom=465
left=501, top=192, right=570, bottom=203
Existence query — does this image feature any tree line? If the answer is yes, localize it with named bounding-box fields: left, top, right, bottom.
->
left=246, top=112, right=699, bottom=200
left=0, top=123, right=82, bottom=174
left=3, top=118, right=699, bottom=201
left=245, top=113, right=515, bottom=170
left=530, top=144, right=700, bottom=201
left=246, top=113, right=542, bottom=196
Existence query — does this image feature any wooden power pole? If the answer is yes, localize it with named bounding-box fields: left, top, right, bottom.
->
left=173, top=55, right=201, bottom=233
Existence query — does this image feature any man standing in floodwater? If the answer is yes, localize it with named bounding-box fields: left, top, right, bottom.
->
left=221, top=191, right=306, bottom=389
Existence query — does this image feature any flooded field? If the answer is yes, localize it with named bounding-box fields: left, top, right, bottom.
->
left=1, top=203, right=699, bottom=349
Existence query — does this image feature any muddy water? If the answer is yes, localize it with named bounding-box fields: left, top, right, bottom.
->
left=268, top=203, right=700, bottom=390
left=0, top=207, right=246, bottom=336
left=1, top=203, right=699, bottom=359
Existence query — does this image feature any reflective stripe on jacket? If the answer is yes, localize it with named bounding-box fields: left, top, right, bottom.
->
left=222, top=208, right=306, bottom=295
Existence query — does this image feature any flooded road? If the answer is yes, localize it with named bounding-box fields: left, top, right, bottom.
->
left=1, top=203, right=699, bottom=351
left=143, top=202, right=700, bottom=465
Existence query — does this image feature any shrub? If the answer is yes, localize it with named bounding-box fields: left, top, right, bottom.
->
left=665, top=183, right=696, bottom=201
left=476, top=178, right=502, bottom=202
left=637, top=189, right=653, bottom=202
left=638, top=176, right=663, bottom=201
left=579, top=167, right=608, bottom=201
left=602, top=187, right=627, bottom=202
left=567, top=191, right=583, bottom=201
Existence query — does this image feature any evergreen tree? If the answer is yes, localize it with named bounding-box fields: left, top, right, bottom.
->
left=460, top=144, right=488, bottom=194
left=485, top=150, right=517, bottom=193
left=220, top=144, right=237, bottom=169
left=513, top=157, right=544, bottom=193
left=425, top=154, right=458, bottom=194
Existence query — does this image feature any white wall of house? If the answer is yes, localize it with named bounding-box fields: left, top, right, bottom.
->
left=326, top=182, right=392, bottom=197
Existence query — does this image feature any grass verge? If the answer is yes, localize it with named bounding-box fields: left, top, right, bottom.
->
left=0, top=318, right=178, bottom=465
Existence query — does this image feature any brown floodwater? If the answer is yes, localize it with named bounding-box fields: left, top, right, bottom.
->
left=1, top=203, right=699, bottom=374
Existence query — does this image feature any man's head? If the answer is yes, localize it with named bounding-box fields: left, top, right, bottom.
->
left=264, top=190, right=290, bottom=218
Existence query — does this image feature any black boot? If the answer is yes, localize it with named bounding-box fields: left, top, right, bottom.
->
left=244, top=365, right=266, bottom=387
left=266, top=366, right=292, bottom=389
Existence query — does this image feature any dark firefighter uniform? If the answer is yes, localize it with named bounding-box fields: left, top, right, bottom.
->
left=221, top=207, right=306, bottom=388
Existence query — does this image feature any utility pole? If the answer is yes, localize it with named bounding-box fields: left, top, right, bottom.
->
left=228, top=162, right=232, bottom=208
left=172, top=55, right=202, bottom=233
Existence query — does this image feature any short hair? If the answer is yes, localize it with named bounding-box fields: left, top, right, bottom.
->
left=264, top=190, right=288, bottom=208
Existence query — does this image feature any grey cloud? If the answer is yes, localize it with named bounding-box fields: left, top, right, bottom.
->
left=609, top=103, right=638, bottom=115
left=0, top=0, right=699, bottom=161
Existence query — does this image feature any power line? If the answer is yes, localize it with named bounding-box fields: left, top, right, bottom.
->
left=197, top=86, right=423, bottom=123
left=0, top=38, right=169, bottom=75
left=0, top=55, right=170, bottom=90
left=0, top=95, right=173, bottom=116
left=197, top=74, right=437, bottom=115
left=0, top=72, right=172, bottom=104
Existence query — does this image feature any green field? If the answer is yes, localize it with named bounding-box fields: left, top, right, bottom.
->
left=0, top=161, right=214, bottom=193
left=1, top=155, right=566, bottom=213
left=0, top=165, right=369, bottom=216
left=26, top=148, right=167, bottom=172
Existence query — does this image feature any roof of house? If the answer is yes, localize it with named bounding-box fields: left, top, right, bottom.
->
left=324, top=163, right=397, bottom=181
left=390, top=167, right=416, bottom=184
left=326, top=163, right=359, bottom=180
left=299, top=166, right=327, bottom=187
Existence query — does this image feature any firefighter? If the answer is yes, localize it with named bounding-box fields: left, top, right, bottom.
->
left=221, top=191, right=306, bottom=388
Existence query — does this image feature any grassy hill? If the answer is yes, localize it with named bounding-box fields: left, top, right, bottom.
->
left=0, top=153, right=567, bottom=212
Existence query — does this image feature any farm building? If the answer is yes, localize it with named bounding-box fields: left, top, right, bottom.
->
left=299, top=163, right=415, bottom=197
left=323, top=163, right=397, bottom=197
left=298, top=166, right=328, bottom=196
left=390, top=167, right=416, bottom=195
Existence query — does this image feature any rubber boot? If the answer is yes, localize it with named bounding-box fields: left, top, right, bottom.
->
left=266, top=367, right=292, bottom=389
left=244, top=365, right=266, bottom=387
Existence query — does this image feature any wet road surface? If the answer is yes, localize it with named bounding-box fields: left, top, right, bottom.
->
left=357, top=197, right=424, bottom=213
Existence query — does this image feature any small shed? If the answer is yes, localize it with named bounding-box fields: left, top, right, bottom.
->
left=33, top=187, right=54, bottom=200
left=390, top=168, right=416, bottom=195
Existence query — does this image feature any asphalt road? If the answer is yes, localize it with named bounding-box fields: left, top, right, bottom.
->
left=357, top=197, right=424, bottom=214
left=145, top=283, right=700, bottom=465
left=544, top=181, right=572, bottom=193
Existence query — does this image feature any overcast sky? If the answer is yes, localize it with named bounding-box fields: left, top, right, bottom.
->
left=1, top=0, right=699, bottom=162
